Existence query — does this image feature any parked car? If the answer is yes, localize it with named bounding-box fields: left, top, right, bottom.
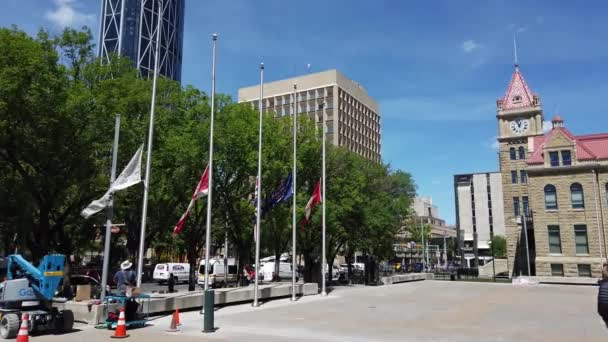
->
left=70, top=274, right=102, bottom=299
left=259, top=262, right=297, bottom=282
left=198, top=258, right=238, bottom=288
left=153, top=263, right=190, bottom=284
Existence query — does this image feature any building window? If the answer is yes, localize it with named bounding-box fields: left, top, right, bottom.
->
left=518, top=146, right=525, bottom=159
left=511, top=171, right=518, bottom=184
left=522, top=196, right=529, bottom=216
left=549, top=151, right=560, bottom=167
left=510, top=147, right=516, bottom=160
left=561, top=150, right=572, bottom=166
left=570, top=183, right=584, bottom=209
left=551, top=264, right=564, bottom=277
left=520, top=170, right=527, bottom=184
left=548, top=225, right=562, bottom=254
left=544, top=184, right=558, bottom=210
left=578, top=264, right=592, bottom=277
left=575, top=225, right=589, bottom=254
left=513, top=197, right=520, bottom=217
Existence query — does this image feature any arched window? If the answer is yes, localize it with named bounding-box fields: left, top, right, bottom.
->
left=544, top=184, right=558, bottom=210
left=571, top=183, right=584, bottom=209
left=518, top=146, right=526, bottom=159
left=510, top=147, right=516, bottom=160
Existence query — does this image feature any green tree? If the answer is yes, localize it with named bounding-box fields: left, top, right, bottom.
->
left=490, top=235, right=507, bottom=258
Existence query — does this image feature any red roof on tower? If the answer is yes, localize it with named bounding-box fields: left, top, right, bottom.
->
left=497, top=66, right=539, bottom=110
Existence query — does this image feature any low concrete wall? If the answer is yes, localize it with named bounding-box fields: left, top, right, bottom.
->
left=378, top=273, right=433, bottom=285
left=530, top=276, right=599, bottom=285
left=478, top=258, right=508, bottom=278
left=60, top=283, right=319, bottom=324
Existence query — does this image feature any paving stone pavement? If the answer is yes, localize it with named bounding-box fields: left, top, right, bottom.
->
left=33, top=280, right=608, bottom=341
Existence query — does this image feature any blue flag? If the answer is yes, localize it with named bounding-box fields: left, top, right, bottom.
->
left=265, top=173, right=294, bottom=212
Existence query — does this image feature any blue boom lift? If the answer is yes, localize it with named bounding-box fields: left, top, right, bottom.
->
left=0, top=254, right=73, bottom=339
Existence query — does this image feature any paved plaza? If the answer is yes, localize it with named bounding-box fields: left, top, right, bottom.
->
left=36, top=281, right=608, bottom=341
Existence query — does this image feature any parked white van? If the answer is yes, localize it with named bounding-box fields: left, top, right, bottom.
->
left=153, top=263, right=190, bottom=284
left=259, top=262, right=297, bottom=282
left=198, top=258, right=238, bottom=288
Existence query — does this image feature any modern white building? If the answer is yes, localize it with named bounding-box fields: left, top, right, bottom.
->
left=238, top=69, right=381, bottom=162
left=454, top=172, right=506, bottom=267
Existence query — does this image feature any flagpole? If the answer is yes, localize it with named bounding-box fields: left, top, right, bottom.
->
left=204, top=33, right=218, bottom=292
left=291, top=83, right=297, bottom=301
left=100, top=113, right=120, bottom=300
left=136, top=0, right=163, bottom=288
left=253, top=63, right=264, bottom=307
left=321, top=101, right=327, bottom=297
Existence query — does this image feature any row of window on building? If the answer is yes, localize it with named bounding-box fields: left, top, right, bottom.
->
left=511, top=170, right=527, bottom=184
left=509, top=146, right=526, bottom=160
left=510, top=146, right=572, bottom=167
left=548, top=224, right=589, bottom=255
left=551, top=263, right=592, bottom=277
left=543, top=183, right=584, bottom=210
left=511, top=183, right=587, bottom=217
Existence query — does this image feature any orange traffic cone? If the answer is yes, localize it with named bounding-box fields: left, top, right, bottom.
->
left=111, top=307, right=129, bottom=339
left=16, top=314, right=28, bottom=342
left=175, top=309, right=181, bottom=326
left=166, top=311, right=178, bottom=332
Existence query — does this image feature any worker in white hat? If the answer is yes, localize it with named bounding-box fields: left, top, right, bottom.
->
left=113, top=260, right=136, bottom=296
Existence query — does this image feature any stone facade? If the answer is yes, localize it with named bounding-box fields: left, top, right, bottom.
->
left=496, top=66, right=608, bottom=278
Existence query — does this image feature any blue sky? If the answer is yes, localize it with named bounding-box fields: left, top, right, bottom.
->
left=3, top=0, right=608, bottom=224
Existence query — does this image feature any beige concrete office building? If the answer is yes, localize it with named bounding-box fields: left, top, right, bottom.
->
left=238, top=69, right=381, bottom=162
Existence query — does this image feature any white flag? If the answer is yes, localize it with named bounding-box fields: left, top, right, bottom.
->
left=81, top=145, right=144, bottom=219
left=109, top=144, right=144, bottom=192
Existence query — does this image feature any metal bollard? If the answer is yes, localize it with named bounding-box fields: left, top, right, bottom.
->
left=202, top=289, right=215, bottom=333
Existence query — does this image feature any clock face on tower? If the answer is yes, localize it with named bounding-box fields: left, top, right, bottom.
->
left=510, top=118, right=530, bottom=135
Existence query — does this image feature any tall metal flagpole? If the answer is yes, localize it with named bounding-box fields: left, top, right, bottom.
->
left=291, top=83, right=297, bottom=301
left=253, top=63, right=264, bottom=307
left=137, top=0, right=163, bottom=287
left=204, top=33, right=218, bottom=291
left=321, top=101, right=327, bottom=297
left=100, top=114, right=120, bottom=300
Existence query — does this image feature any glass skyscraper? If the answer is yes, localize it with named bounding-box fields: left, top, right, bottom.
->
left=98, top=0, right=185, bottom=82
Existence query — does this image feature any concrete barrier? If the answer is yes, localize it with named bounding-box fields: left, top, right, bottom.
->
left=59, top=283, right=319, bottom=324
left=378, top=273, right=433, bottom=285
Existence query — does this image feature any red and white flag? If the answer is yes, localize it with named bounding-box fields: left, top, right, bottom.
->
left=302, top=179, right=322, bottom=226
left=173, top=165, right=209, bottom=235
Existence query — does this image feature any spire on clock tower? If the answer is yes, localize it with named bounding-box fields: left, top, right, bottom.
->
left=496, top=65, right=540, bottom=111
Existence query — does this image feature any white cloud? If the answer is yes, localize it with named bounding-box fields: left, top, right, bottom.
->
left=46, top=0, right=95, bottom=28
left=543, top=120, right=552, bottom=133
left=461, top=40, right=479, bottom=53
left=516, top=26, right=528, bottom=33
left=483, top=136, right=499, bottom=150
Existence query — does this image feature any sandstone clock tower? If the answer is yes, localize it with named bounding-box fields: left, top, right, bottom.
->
left=496, top=64, right=544, bottom=276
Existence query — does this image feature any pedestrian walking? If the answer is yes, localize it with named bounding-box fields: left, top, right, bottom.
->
left=113, top=260, right=136, bottom=296
left=598, top=261, right=608, bottom=327
left=168, top=272, right=175, bottom=293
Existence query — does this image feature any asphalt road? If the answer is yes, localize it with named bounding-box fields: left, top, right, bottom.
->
left=34, top=280, right=608, bottom=341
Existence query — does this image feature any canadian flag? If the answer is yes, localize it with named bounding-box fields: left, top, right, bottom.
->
left=173, top=165, right=209, bottom=235
left=302, top=179, right=322, bottom=226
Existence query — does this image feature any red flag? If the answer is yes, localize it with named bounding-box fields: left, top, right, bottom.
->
left=192, top=165, right=209, bottom=200
left=173, top=165, right=209, bottom=235
left=173, top=200, right=194, bottom=235
left=302, top=179, right=322, bottom=227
